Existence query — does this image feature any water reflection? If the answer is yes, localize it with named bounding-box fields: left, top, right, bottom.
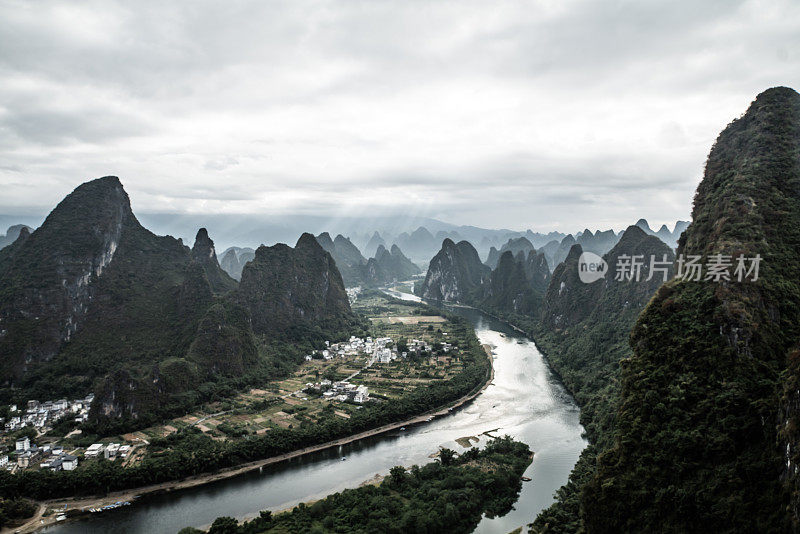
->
left=44, top=292, right=586, bottom=534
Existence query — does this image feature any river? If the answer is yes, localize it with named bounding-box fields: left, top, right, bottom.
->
left=43, top=292, right=586, bottom=534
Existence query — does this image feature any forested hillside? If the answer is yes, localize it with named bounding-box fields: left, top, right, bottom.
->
left=581, top=86, right=800, bottom=533
left=0, top=177, right=360, bottom=433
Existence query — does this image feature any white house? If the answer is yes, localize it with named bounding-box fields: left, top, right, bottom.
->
left=85, top=443, right=104, bottom=458
left=61, top=455, right=78, bottom=471
left=104, top=443, right=120, bottom=459
left=15, top=436, right=30, bottom=452
left=354, top=385, right=369, bottom=403
left=0, top=455, right=8, bottom=468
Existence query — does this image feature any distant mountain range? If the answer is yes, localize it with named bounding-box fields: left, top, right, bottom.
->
left=205, top=216, right=689, bottom=291
left=415, top=223, right=669, bottom=327
left=0, top=225, right=32, bottom=250
left=2, top=212, right=689, bottom=292
left=313, top=233, right=421, bottom=288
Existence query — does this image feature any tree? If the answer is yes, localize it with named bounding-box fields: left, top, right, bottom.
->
left=389, top=465, right=406, bottom=487
left=439, top=448, right=456, bottom=466
left=208, top=516, right=239, bottom=534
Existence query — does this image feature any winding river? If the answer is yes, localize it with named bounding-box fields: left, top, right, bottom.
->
left=44, top=291, right=586, bottom=534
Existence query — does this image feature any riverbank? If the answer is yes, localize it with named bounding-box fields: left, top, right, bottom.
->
left=13, top=344, right=495, bottom=534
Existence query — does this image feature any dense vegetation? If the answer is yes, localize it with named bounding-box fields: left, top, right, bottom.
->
left=0, top=497, right=36, bottom=528
left=527, top=227, right=673, bottom=532
left=0, top=302, right=490, bottom=501
left=179, top=436, right=531, bottom=534
left=237, top=233, right=360, bottom=341
left=579, top=87, right=800, bottom=532
left=416, top=211, right=677, bottom=533
left=0, top=177, right=361, bottom=434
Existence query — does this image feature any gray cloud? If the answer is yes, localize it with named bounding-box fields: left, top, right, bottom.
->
left=0, top=0, right=798, bottom=234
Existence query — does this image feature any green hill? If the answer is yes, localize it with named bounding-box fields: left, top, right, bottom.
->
left=236, top=233, right=359, bottom=342
left=581, top=87, right=800, bottom=532
left=415, top=239, right=490, bottom=303
left=0, top=177, right=360, bottom=432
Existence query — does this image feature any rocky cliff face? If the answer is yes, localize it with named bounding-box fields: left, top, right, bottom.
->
left=190, top=228, right=237, bottom=294
left=0, top=177, right=359, bottom=431
left=540, top=244, right=602, bottom=330
left=482, top=250, right=540, bottom=314
left=0, top=176, right=135, bottom=378
left=416, top=239, right=490, bottom=303
left=524, top=250, right=551, bottom=293
left=237, top=233, right=357, bottom=339
left=582, top=87, right=800, bottom=533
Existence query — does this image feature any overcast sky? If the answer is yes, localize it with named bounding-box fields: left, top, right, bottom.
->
left=1, top=0, right=798, bottom=234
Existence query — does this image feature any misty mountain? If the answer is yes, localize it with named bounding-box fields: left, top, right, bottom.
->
left=0, top=224, right=32, bottom=251
left=312, top=232, right=368, bottom=287
left=634, top=218, right=689, bottom=248
left=485, top=237, right=536, bottom=269
left=360, top=244, right=422, bottom=286
left=363, top=231, right=386, bottom=258
left=218, top=246, right=256, bottom=281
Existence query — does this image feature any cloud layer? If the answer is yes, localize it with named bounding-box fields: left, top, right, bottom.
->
left=1, top=0, right=798, bottom=232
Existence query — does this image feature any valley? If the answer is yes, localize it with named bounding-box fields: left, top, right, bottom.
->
left=31, top=288, right=585, bottom=534
left=0, top=290, right=499, bottom=531
left=2, top=2, right=799, bottom=532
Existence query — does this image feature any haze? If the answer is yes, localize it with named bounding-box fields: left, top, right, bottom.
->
left=1, top=0, right=798, bottom=234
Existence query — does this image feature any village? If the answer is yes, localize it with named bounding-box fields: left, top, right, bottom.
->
left=0, top=291, right=464, bottom=477
left=300, top=334, right=451, bottom=403
left=0, top=394, right=98, bottom=473
left=3, top=395, right=94, bottom=434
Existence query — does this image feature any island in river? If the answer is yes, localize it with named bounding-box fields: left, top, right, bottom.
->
left=33, top=287, right=584, bottom=534
left=184, top=436, right=534, bottom=534
left=3, top=290, right=496, bottom=532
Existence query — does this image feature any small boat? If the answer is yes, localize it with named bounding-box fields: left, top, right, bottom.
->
left=400, top=427, right=406, bottom=431
left=56, top=514, right=66, bottom=521
left=341, top=457, right=346, bottom=461
left=521, top=476, right=532, bottom=481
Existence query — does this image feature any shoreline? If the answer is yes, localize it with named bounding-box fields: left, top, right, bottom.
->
left=14, top=344, right=496, bottom=534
